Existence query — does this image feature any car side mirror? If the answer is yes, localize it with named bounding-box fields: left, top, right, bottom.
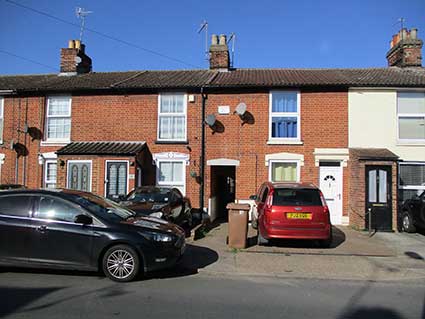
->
left=249, top=195, right=257, bottom=200
left=74, top=214, right=93, bottom=225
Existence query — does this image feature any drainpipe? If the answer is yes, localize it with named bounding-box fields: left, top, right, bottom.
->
left=199, top=87, right=207, bottom=213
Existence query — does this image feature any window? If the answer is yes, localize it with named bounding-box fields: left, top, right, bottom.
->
left=34, top=196, right=82, bottom=223
left=397, top=92, right=425, bottom=142
left=0, top=195, right=33, bottom=217
left=157, top=160, right=185, bottom=194
left=0, top=97, right=3, bottom=144
left=270, top=161, right=299, bottom=182
left=67, top=161, right=92, bottom=192
left=44, top=160, right=57, bottom=189
left=46, top=96, right=71, bottom=142
left=158, top=93, right=187, bottom=141
left=269, top=91, right=300, bottom=141
left=399, top=163, right=425, bottom=201
left=272, top=188, right=322, bottom=206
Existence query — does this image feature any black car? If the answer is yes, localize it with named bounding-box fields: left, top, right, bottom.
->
left=119, top=186, right=192, bottom=228
left=0, top=189, right=185, bottom=282
left=400, top=190, right=425, bottom=233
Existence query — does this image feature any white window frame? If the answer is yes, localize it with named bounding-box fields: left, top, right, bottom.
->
left=0, top=154, right=5, bottom=181
left=0, top=97, right=4, bottom=144
left=44, top=160, right=57, bottom=189
left=157, top=93, right=187, bottom=142
left=398, top=162, right=425, bottom=193
left=268, top=160, right=301, bottom=183
left=45, top=96, right=72, bottom=144
left=268, top=90, right=301, bottom=143
left=397, top=92, right=425, bottom=144
left=156, top=159, right=186, bottom=195
left=66, top=160, right=92, bottom=192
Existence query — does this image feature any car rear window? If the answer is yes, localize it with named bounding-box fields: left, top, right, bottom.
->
left=273, top=188, right=322, bottom=206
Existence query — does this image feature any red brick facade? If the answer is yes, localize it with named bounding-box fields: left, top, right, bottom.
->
left=0, top=89, right=351, bottom=222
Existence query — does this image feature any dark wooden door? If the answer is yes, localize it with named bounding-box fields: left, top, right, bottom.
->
left=365, top=166, right=392, bottom=231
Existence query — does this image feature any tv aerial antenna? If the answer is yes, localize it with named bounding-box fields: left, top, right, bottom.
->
left=197, top=20, right=209, bottom=61
left=76, top=7, right=93, bottom=42
left=227, top=33, right=236, bottom=68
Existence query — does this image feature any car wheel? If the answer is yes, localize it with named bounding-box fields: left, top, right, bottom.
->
left=102, top=245, right=140, bottom=282
left=319, top=228, right=333, bottom=248
left=402, top=212, right=416, bottom=233
left=257, top=230, right=269, bottom=246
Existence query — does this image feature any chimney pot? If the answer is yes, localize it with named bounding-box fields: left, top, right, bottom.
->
left=211, top=34, right=218, bottom=45
left=68, top=40, right=75, bottom=49
left=411, top=28, right=418, bottom=39
left=74, top=40, right=81, bottom=50
left=219, top=34, right=227, bottom=45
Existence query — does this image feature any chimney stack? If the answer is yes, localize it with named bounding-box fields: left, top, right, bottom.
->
left=386, top=28, right=423, bottom=67
left=209, top=34, right=230, bottom=70
left=60, top=40, right=92, bottom=74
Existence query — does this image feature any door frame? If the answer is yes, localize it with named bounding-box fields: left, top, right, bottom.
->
left=66, top=160, right=93, bottom=192
left=104, top=160, right=130, bottom=198
left=319, top=162, right=343, bottom=225
left=365, top=165, right=393, bottom=231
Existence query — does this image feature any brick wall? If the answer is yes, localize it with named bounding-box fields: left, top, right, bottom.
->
left=0, top=89, right=349, bottom=217
left=348, top=150, right=398, bottom=231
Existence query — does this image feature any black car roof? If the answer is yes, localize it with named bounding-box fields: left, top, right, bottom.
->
left=0, top=188, right=92, bottom=199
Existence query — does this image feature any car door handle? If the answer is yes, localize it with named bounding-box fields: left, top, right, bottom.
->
left=37, top=225, right=48, bottom=232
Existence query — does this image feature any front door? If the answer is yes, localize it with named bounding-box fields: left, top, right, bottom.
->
left=319, top=163, right=343, bottom=225
left=365, top=166, right=392, bottom=231
left=210, top=166, right=236, bottom=221
left=68, top=161, right=91, bottom=192
left=106, top=161, right=128, bottom=200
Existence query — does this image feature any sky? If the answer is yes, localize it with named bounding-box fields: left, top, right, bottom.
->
left=0, top=0, right=424, bottom=75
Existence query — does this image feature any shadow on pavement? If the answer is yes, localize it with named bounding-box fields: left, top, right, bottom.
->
left=338, top=307, right=404, bottom=319
left=260, top=226, right=346, bottom=249
left=145, top=244, right=218, bottom=280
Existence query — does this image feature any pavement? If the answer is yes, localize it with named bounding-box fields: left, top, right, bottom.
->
left=182, top=223, right=425, bottom=282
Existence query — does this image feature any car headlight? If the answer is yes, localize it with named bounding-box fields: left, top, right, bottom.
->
left=150, top=211, right=163, bottom=218
left=140, top=231, right=174, bottom=242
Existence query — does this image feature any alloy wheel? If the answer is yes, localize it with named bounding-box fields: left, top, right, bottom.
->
left=106, top=249, right=135, bottom=280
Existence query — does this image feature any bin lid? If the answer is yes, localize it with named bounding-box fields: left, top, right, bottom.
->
left=226, top=203, right=250, bottom=210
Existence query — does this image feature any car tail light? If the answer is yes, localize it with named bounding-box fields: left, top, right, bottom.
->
left=319, top=191, right=327, bottom=207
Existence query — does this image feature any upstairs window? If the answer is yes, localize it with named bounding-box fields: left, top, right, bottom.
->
left=158, top=93, right=186, bottom=141
left=46, top=96, right=71, bottom=142
left=0, top=97, right=3, bottom=144
left=269, top=91, right=300, bottom=142
left=397, top=92, right=425, bottom=143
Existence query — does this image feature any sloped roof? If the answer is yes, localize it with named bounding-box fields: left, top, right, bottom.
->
left=350, top=148, right=399, bottom=160
left=1, top=67, right=425, bottom=93
left=56, top=141, right=146, bottom=155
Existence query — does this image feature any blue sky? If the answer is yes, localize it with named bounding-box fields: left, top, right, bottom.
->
left=1, top=0, right=424, bottom=74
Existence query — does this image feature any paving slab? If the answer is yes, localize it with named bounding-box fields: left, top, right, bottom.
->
left=182, top=223, right=425, bottom=282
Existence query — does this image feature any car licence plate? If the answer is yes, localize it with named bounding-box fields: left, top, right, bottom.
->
left=286, top=213, right=312, bottom=220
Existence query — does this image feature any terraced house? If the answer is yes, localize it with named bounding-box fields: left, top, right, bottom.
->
left=0, top=29, right=424, bottom=231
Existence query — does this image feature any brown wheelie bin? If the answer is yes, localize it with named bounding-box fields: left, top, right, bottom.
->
left=226, top=203, right=250, bottom=249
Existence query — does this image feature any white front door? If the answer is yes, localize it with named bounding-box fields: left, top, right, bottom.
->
left=319, top=165, right=343, bottom=225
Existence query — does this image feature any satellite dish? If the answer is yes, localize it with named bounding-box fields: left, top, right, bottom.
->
left=205, top=114, right=216, bottom=127
left=74, top=56, right=82, bottom=64
left=235, top=102, right=247, bottom=116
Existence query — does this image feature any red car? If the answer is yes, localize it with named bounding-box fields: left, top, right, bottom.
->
left=251, top=182, right=332, bottom=247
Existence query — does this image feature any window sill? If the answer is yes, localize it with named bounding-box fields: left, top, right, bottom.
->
left=267, top=140, right=303, bottom=145
left=41, top=140, right=70, bottom=147
left=155, top=140, right=189, bottom=145
left=396, top=141, right=425, bottom=146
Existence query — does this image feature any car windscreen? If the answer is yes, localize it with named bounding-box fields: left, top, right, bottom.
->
left=273, top=188, right=322, bottom=206
left=72, top=193, right=135, bottom=222
left=126, top=189, right=170, bottom=203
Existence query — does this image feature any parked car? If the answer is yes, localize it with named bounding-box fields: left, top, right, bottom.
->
left=119, top=186, right=192, bottom=228
left=251, top=182, right=332, bottom=247
left=400, top=190, right=425, bottom=233
left=0, top=189, right=186, bottom=282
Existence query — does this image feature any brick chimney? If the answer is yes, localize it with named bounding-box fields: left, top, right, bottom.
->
left=60, top=40, right=92, bottom=74
left=209, top=34, right=230, bottom=70
left=386, top=28, right=423, bottom=67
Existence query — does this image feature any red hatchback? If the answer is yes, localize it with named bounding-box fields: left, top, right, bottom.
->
left=252, top=182, right=332, bottom=247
